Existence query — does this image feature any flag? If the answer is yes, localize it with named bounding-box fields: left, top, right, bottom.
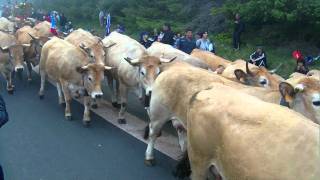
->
left=105, top=13, right=111, bottom=36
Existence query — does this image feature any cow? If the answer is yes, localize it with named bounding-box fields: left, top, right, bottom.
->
left=65, top=28, right=114, bottom=108
left=38, top=37, right=112, bottom=126
left=190, top=49, right=231, bottom=71
left=225, top=60, right=283, bottom=89
left=0, top=17, right=16, bottom=34
left=33, top=21, right=51, bottom=38
left=145, top=62, right=319, bottom=179
left=144, top=62, right=320, bottom=167
left=147, top=42, right=210, bottom=70
left=0, top=31, right=29, bottom=93
left=15, top=25, right=50, bottom=81
left=307, top=69, right=320, bottom=80
left=102, top=31, right=175, bottom=124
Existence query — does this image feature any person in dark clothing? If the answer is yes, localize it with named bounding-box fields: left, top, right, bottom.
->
left=160, top=24, right=175, bottom=46
left=249, top=47, right=267, bottom=67
left=294, top=61, right=309, bottom=74
left=0, top=94, right=9, bottom=180
left=233, top=13, right=244, bottom=50
left=59, top=13, right=67, bottom=31
left=176, top=29, right=196, bottom=54
left=140, top=32, right=153, bottom=48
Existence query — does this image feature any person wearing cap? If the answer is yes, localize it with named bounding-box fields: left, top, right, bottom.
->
left=249, top=47, right=267, bottom=67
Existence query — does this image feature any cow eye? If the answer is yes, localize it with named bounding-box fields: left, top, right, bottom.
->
left=141, top=71, right=145, bottom=76
left=88, top=77, right=92, bottom=81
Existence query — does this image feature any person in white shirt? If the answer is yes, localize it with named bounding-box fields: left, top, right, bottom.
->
left=196, top=32, right=215, bottom=53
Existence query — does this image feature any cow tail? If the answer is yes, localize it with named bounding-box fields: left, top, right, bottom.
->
left=172, top=151, right=191, bottom=178
left=143, top=124, right=150, bottom=140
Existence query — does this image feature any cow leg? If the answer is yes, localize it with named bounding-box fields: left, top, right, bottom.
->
left=145, top=100, right=171, bottom=166
left=115, top=78, right=121, bottom=105
left=172, top=118, right=187, bottom=152
left=107, top=73, right=118, bottom=108
left=83, top=96, right=91, bottom=126
left=61, top=81, right=72, bottom=120
left=38, top=70, right=46, bottom=99
left=118, top=82, right=128, bottom=124
left=4, top=71, right=14, bottom=94
left=56, top=82, right=65, bottom=105
left=26, top=61, right=33, bottom=82
left=189, top=149, right=209, bottom=180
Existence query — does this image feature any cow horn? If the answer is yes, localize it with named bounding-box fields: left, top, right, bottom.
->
left=104, top=66, right=113, bottom=70
left=160, top=56, right=177, bottom=63
left=246, top=61, right=253, bottom=75
left=269, top=63, right=283, bottom=74
left=28, top=33, right=38, bottom=40
left=104, top=43, right=116, bottom=49
left=124, top=57, right=139, bottom=66
left=294, top=84, right=305, bottom=93
left=21, top=44, right=31, bottom=47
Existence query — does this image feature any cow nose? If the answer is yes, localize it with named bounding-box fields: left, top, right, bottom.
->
left=15, top=67, right=24, bottom=72
left=312, top=101, right=320, bottom=106
left=260, top=79, right=267, bottom=85
left=95, top=94, right=102, bottom=99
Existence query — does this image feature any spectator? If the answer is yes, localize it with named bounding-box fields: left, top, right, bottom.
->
left=59, top=13, right=67, bottom=32
left=249, top=47, right=267, bottom=67
left=233, top=13, right=244, bottom=50
left=99, top=10, right=104, bottom=27
left=196, top=32, right=215, bottom=53
left=151, top=28, right=159, bottom=42
left=160, top=23, right=174, bottom=46
left=116, top=24, right=125, bottom=34
left=294, top=61, right=309, bottom=74
left=50, top=12, right=58, bottom=36
left=0, top=94, right=9, bottom=180
left=140, top=32, right=153, bottom=48
left=173, top=33, right=181, bottom=48
left=176, top=29, right=196, bottom=54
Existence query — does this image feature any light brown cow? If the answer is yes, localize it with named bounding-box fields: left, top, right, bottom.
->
left=144, top=62, right=320, bottom=167
left=147, top=42, right=209, bottom=70
left=190, top=49, right=231, bottom=70
left=102, top=31, right=175, bottom=124
left=33, top=21, right=51, bottom=37
left=307, top=69, right=320, bottom=80
left=225, top=60, right=283, bottom=89
left=39, top=37, right=112, bottom=126
left=15, top=25, right=50, bottom=81
left=0, top=17, right=16, bottom=34
left=145, top=62, right=319, bottom=179
left=0, top=31, right=29, bottom=93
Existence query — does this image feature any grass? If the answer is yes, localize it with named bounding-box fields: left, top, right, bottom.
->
left=212, top=33, right=320, bottom=78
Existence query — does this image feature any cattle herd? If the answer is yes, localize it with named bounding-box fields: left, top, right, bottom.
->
left=0, top=17, right=319, bottom=180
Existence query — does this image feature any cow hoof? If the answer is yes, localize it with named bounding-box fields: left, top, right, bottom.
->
left=144, top=159, right=156, bottom=166
left=118, top=118, right=127, bottom=124
left=7, top=89, right=14, bottom=95
left=91, top=104, right=98, bottom=109
left=112, top=102, right=121, bottom=109
left=60, top=102, right=66, bottom=107
left=65, top=115, right=72, bottom=121
left=39, top=95, right=44, bottom=99
left=83, top=121, right=91, bottom=127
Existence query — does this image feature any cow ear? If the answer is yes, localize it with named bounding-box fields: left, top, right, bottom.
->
left=0, top=46, right=10, bottom=53
left=279, top=82, right=295, bottom=103
left=234, top=69, right=248, bottom=81
left=76, top=66, right=88, bottom=74
left=215, top=65, right=225, bottom=74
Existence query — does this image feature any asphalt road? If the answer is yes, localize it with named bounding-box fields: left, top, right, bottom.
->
left=0, top=72, right=177, bottom=180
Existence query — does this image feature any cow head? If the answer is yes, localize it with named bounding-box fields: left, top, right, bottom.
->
left=124, top=55, right=176, bottom=96
left=28, top=33, right=50, bottom=63
left=76, top=63, right=112, bottom=99
left=0, top=44, right=29, bottom=75
left=279, top=78, right=320, bottom=124
left=234, top=61, right=281, bottom=89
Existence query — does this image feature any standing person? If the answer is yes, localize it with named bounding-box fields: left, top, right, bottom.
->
left=160, top=23, right=174, bottom=46
left=176, top=29, right=197, bottom=54
left=99, top=10, right=104, bottom=27
left=196, top=31, right=215, bottom=53
left=233, top=13, right=244, bottom=50
left=59, top=13, right=67, bottom=32
left=0, top=94, right=9, bottom=180
left=249, top=47, right=267, bottom=67
left=105, top=13, right=111, bottom=36
left=50, top=12, right=58, bottom=36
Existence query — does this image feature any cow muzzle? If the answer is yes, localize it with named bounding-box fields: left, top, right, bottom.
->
left=15, top=66, right=24, bottom=72
left=145, top=87, right=152, bottom=96
left=91, top=91, right=103, bottom=99
left=312, top=94, right=320, bottom=107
